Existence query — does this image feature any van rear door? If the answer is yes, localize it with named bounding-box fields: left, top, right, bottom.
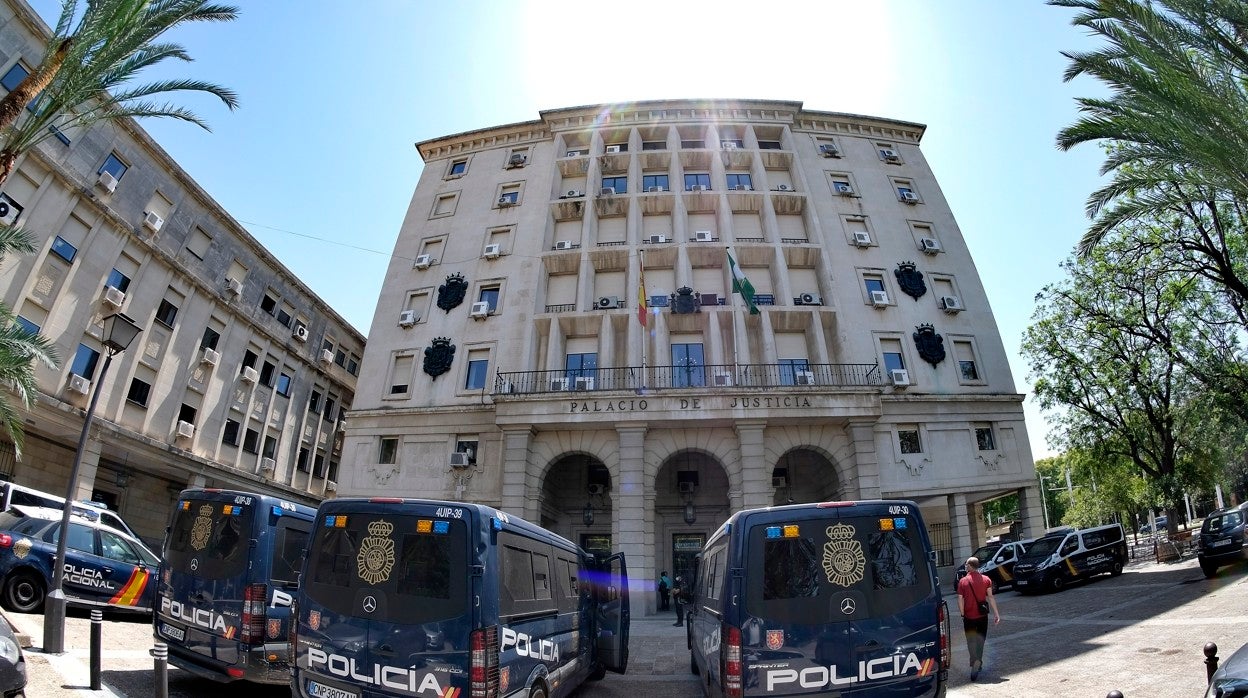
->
left=741, top=505, right=942, bottom=696
left=595, top=552, right=629, bottom=673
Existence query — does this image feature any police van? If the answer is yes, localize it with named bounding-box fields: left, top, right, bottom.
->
left=1012, top=522, right=1126, bottom=593
left=292, top=497, right=630, bottom=698
left=686, top=500, right=949, bottom=697
left=954, top=539, right=1032, bottom=592
left=154, top=488, right=316, bottom=683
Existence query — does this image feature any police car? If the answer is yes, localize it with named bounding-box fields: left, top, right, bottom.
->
left=0, top=505, right=159, bottom=614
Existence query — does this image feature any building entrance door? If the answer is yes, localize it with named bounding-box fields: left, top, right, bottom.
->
left=672, top=533, right=704, bottom=584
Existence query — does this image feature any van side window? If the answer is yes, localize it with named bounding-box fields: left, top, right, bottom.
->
left=555, top=556, right=580, bottom=612
left=270, top=519, right=310, bottom=585
left=499, top=532, right=558, bottom=619
left=1060, top=537, right=1078, bottom=556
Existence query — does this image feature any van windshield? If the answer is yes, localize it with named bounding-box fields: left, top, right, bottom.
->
left=166, top=499, right=254, bottom=579
left=304, top=512, right=468, bottom=625
left=1023, top=536, right=1063, bottom=558
left=745, top=514, right=933, bottom=622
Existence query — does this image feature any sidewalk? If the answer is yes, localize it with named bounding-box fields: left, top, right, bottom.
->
left=4, top=609, right=131, bottom=697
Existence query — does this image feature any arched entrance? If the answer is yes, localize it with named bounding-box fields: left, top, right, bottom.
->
left=539, top=453, right=613, bottom=557
left=653, top=450, right=730, bottom=586
left=772, top=447, right=841, bottom=506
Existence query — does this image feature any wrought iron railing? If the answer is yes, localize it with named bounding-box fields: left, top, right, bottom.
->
left=495, top=363, right=881, bottom=395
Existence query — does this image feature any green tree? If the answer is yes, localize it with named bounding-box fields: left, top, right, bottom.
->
left=0, top=0, right=239, bottom=185
left=0, top=225, right=57, bottom=456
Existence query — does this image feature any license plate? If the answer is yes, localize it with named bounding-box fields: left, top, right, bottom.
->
left=160, top=622, right=185, bottom=642
left=307, top=680, right=358, bottom=698
left=1016, top=580, right=1028, bottom=586
left=1211, top=538, right=1233, bottom=547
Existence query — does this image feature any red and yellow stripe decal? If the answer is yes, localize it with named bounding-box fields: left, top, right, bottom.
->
left=441, top=688, right=461, bottom=698
left=108, top=566, right=150, bottom=606
left=918, top=657, right=936, bottom=677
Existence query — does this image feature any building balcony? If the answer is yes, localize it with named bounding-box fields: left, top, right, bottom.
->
left=679, top=149, right=713, bottom=170
left=771, top=191, right=806, bottom=215
left=760, top=150, right=794, bottom=170
left=640, top=150, right=671, bottom=171
left=495, top=362, right=882, bottom=395
left=558, top=154, right=589, bottom=177
left=599, top=152, right=629, bottom=174
left=720, top=149, right=753, bottom=170
left=683, top=188, right=717, bottom=213
left=725, top=188, right=763, bottom=213
left=594, top=192, right=628, bottom=218
left=552, top=200, right=585, bottom=222
left=639, top=190, right=675, bottom=215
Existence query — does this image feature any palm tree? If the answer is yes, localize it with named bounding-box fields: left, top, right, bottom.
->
left=0, top=224, right=57, bottom=458
left=0, top=0, right=239, bottom=185
left=1051, top=0, right=1248, bottom=254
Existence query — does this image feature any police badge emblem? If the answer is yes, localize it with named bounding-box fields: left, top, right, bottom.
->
left=308, top=610, right=321, bottom=631
left=357, top=520, right=396, bottom=585
left=766, top=629, right=785, bottom=650
left=190, top=505, right=214, bottom=551
left=12, top=538, right=30, bottom=560
left=822, top=523, right=866, bottom=587
left=267, top=618, right=282, bottom=639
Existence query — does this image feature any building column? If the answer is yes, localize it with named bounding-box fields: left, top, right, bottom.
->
left=500, top=427, right=536, bottom=519
left=845, top=420, right=881, bottom=499
left=948, top=493, right=973, bottom=567
left=187, top=473, right=208, bottom=489
left=735, top=421, right=769, bottom=510
left=615, top=425, right=649, bottom=613
left=71, top=439, right=103, bottom=502
left=1018, top=485, right=1046, bottom=540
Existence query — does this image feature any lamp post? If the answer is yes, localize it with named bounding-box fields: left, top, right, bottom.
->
left=1038, top=474, right=1052, bottom=530
left=44, top=312, right=141, bottom=654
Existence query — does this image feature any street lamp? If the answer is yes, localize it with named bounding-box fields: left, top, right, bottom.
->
left=1038, top=474, right=1052, bottom=530
left=43, top=312, right=141, bottom=654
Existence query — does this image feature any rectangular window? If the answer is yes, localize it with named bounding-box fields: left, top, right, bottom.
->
left=222, top=419, right=240, bottom=446
left=565, top=353, right=597, bottom=382
left=0, top=63, right=27, bottom=91
left=297, top=448, right=310, bottom=472
left=243, top=428, right=260, bottom=454
left=601, top=176, right=627, bottom=194
left=899, top=429, right=922, bottom=454
left=758, top=140, right=782, bottom=150
left=309, top=389, right=322, bottom=413
left=671, top=343, right=705, bottom=388
left=15, top=316, right=38, bottom=334
left=70, top=344, right=100, bottom=380
left=260, top=359, right=276, bottom=387
left=323, top=397, right=336, bottom=422
left=479, top=287, right=500, bottom=311
left=726, top=173, right=753, bottom=190
left=390, top=356, right=413, bottom=395
left=954, top=340, right=980, bottom=382
left=865, top=277, right=886, bottom=295
left=347, top=355, right=360, bottom=376
left=276, top=372, right=293, bottom=397
left=684, top=173, right=711, bottom=191
left=50, top=236, right=77, bottom=264
left=465, top=358, right=489, bottom=390
left=883, top=351, right=905, bottom=373
left=262, top=435, right=277, bottom=459
left=641, top=140, right=665, bottom=151
left=379, top=437, right=398, bottom=464
left=976, top=427, right=996, bottom=451
left=498, top=189, right=519, bottom=205
left=105, top=269, right=131, bottom=293
left=99, top=152, right=128, bottom=180
left=260, top=293, right=277, bottom=315
left=448, top=159, right=467, bottom=177
left=778, top=358, right=810, bottom=386
left=276, top=304, right=293, bottom=328
left=242, top=349, right=258, bottom=370
left=155, top=299, right=179, bottom=328
left=642, top=174, right=669, bottom=191
left=680, top=139, right=705, bottom=149
left=178, top=404, right=197, bottom=424
left=186, top=227, right=212, bottom=259
left=200, top=327, right=220, bottom=350
left=126, top=378, right=151, bottom=407
left=334, top=349, right=347, bottom=367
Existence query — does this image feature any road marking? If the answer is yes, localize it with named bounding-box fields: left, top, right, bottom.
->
left=41, top=650, right=124, bottom=697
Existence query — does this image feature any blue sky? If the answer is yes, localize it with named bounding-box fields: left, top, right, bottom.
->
left=28, top=1, right=1108, bottom=460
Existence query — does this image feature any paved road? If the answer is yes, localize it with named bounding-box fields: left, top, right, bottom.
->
left=7, top=553, right=1245, bottom=696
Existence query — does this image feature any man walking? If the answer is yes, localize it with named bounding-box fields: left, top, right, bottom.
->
left=658, top=571, right=672, bottom=611
left=671, top=575, right=688, bottom=626
left=956, top=556, right=1000, bottom=680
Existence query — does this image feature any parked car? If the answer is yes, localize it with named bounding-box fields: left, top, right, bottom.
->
left=1198, top=502, right=1248, bottom=578
left=0, top=505, right=158, bottom=614
left=1206, top=636, right=1248, bottom=697
left=1013, top=523, right=1127, bottom=593
left=956, top=539, right=1033, bottom=591
left=0, top=613, right=24, bottom=697
left=1139, top=515, right=1168, bottom=534
left=0, top=481, right=143, bottom=544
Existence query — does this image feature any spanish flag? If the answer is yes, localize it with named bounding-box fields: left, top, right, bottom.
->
left=638, top=251, right=648, bottom=327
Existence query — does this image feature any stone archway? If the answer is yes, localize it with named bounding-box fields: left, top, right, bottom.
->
left=539, top=452, right=613, bottom=556
left=653, top=450, right=730, bottom=590
left=772, top=447, right=841, bottom=506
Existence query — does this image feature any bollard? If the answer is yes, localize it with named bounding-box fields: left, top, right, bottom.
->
left=150, top=641, right=169, bottom=698
left=89, top=609, right=102, bottom=690
left=1206, top=642, right=1220, bottom=684
left=1107, top=692, right=1124, bottom=698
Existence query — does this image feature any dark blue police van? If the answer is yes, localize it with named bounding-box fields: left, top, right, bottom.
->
left=292, top=497, right=630, bottom=698
left=154, top=488, right=316, bottom=683
left=686, top=500, right=949, bottom=697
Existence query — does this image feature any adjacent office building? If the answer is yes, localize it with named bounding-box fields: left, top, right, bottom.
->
left=0, top=0, right=363, bottom=543
left=346, top=99, right=1041, bottom=605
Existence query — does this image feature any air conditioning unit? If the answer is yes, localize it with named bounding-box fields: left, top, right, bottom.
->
left=648, top=234, right=668, bottom=244
left=881, top=148, right=901, bottom=162
left=819, top=144, right=839, bottom=157
left=800, top=293, right=823, bottom=305
left=260, top=457, right=276, bottom=472
left=871, top=290, right=890, bottom=307
left=325, top=480, right=338, bottom=492
left=320, top=349, right=334, bottom=364
left=565, top=190, right=584, bottom=198
left=176, top=420, right=195, bottom=439
left=398, top=310, right=419, bottom=327
left=776, top=184, right=792, bottom=192
left=414, top=254, right=432, bottom=269
left=241, top=366, right=259, bottom=383
left=483, top=243, right=502, bottom=259
left=597, top=296, right=620, bottom=309
left=795, top=371, right=815, bottom=385
left=646, top=186, right=665, bottom=193
left=97, top=170, right=118, bottom=193
left=142, top=210, right=164, bottom=233
left=201, top=347, right=220, bottom=365
left=449, top=452, right=471, bottom=468
left=772, top=475, right=789, bottom=488
left=919, top=237, right=942, bottom=254
left=0, top=195, right=21, bottom=225
left=587, top=483, right=606, bottom=496
left=605, top=145, right=623, bottom=153
left=713, top=372, right=733, bottom=387
left=225, top=277, right=243, bottom=295
left=890, top=369, right=911, bottom=387
left=566, top=150, right=581, bottom=158
left=497, top=196, right=516, bottom=207
left=599, top=187, right=615, bottom=196
left=941, top=295, right=964, bottom=312
left=549, top=378, right=569, bottom=391
left=694, top=230, right=714, bottom=242
left=68, top=374, right=90, bottom=395
left=470, top=301, right=490, bottom=319
left=678, top=481, right=696, bottom=494
left=689, top=184, right=708, bottom=192
left=900, top=191, right=920, bottom=204
left=554, top=240, right=574, bottom=250
left=508, top=153, right=527, bottom=167
left=852, top=231, right=872, bottom=247
left=573, top=376, right=595, bottom=391
left=721, top=141, right=739, bottom=150
left=293, top=325, right=309, bottom=342
left=835, top=182, right=854, bottom=196
left=732, top=184, right=752, bottom=191
left=102, top=285, right=125, bottom=307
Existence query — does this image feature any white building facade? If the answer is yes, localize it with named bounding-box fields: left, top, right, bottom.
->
left=347, top=99, right=1042, bottom=605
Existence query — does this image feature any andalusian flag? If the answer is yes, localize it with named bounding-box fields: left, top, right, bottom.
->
left=637, top=251, right=648, bottom=326
left=727, top=250, right=760, bottom=315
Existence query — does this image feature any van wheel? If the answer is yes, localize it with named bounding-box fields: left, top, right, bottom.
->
left=1201, top=560, right=1218, bottom=579
left=1111, top=561, right=1124, bottom=577
left=690, top=650, right=700, bottom=675
left=528, top=683, right=548, bottom=698
left=1048, top=575, right=1065, bottom=593
left=3, top=570, right=44, bottom=613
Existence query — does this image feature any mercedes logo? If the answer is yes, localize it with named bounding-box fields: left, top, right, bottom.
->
left=189, top=558, right=198, bottom=571
left=362, top=596, right=377, bottom=613
left=840, top=598, right=856, bottom=615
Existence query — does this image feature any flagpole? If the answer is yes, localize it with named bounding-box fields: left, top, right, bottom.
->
left=639, top=250, right=647, bottom=390
left=728, top=247, right=739, bottom=381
